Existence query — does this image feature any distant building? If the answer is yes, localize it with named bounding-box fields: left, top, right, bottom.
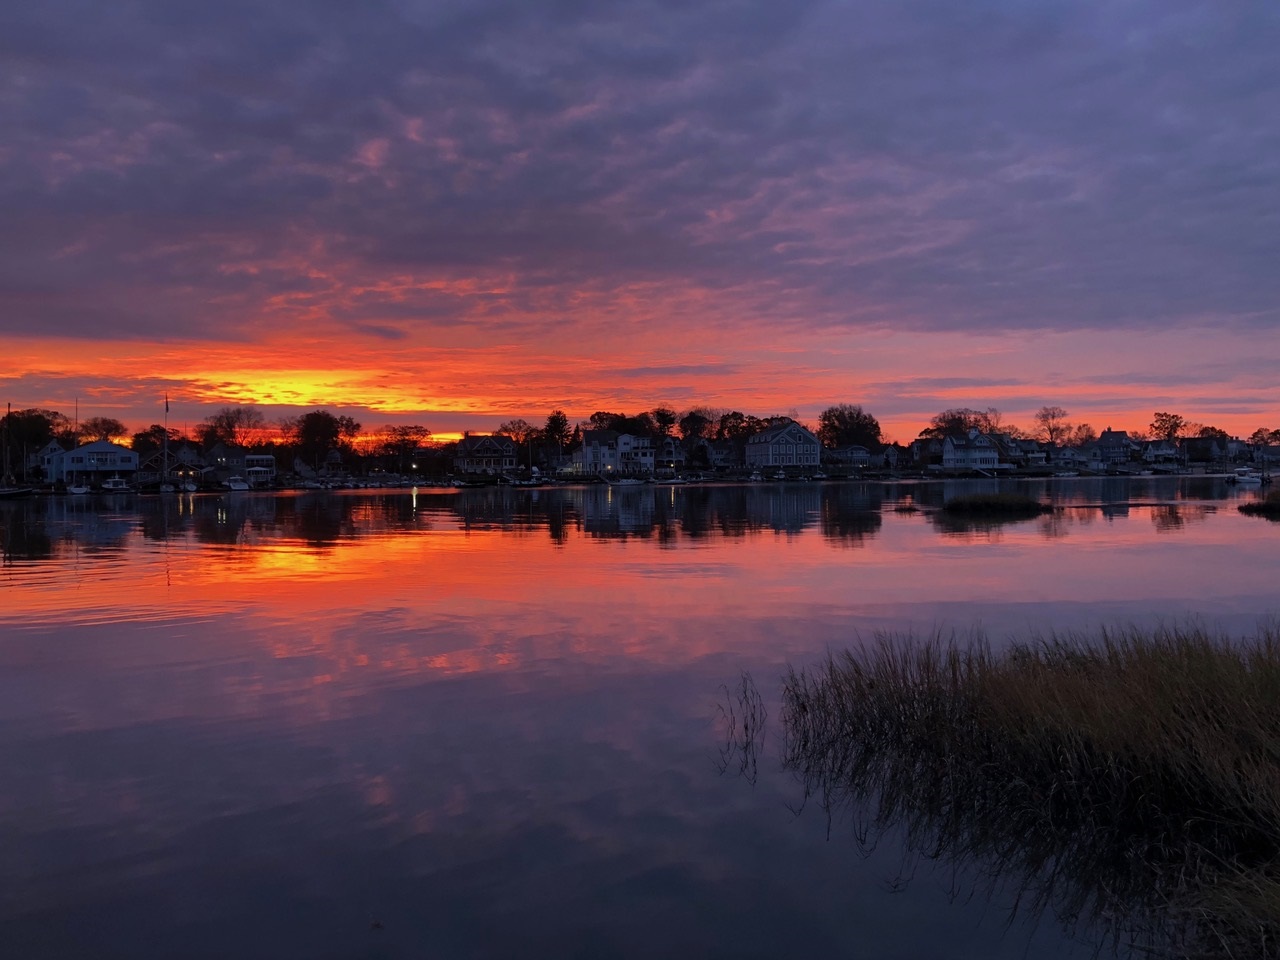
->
left=43, top=439, right=139, bottom=484
left=744, top=419, right=821, bottom=470
left=454, top=433, right=517, bottom=475
left=941, top=431, right=1000, bottom=471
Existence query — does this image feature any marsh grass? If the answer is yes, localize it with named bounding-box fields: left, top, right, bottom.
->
left=1239, top=489, right=1280, bottom=518
left=941, top=493, right=1053, bottom=516
left=775, top=626, right=1280, bottom=957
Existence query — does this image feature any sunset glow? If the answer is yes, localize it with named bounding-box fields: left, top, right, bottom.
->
left=2, top=1, right=1278, bottom=440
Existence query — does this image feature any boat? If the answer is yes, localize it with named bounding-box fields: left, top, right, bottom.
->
left=182, top=480, right=199, bottom=493
left=224, top=476, right=251, bottom=491
left=0, top=402, right=34, bottom=498
left=67, top=483, right=89, bottom=495
left=101, top=476, right=132, bottom=493
left=1227, top=467, right=1265, bottom=486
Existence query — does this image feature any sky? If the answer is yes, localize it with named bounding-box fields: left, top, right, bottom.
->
left=2, top=0, right=1278, bottom=443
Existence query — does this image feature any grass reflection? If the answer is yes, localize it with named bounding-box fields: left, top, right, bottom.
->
left=730, top=627, right=1280, bottom=957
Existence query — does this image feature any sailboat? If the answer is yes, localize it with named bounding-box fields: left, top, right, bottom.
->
left=159, top=394, right=176, bottom=493
left=0, top=403, right=34, bottom=499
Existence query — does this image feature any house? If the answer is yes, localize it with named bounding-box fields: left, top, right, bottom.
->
left=616, top=434, right=655, bottom=475
left=1142, top=440, right=1179, bottom=464
left=653, top=436, right=686, bottom=476
left=572, top=431, right=657, bottom=476
left=28, top=439, right=69, bottom=480
left=43, top=439, right=139, bottom=484
left=1096, top=428, right=1136, bottom=464
left=206, top=441, right=249, bottom=482
left=908, top=437, right=943, bottom=467
left=1180, top=437, right=1225, bottom=464
left=245, top=453, right=277, bottom=487
left=744, top=419, right=821, bottom=471
left=1052, top=446, right=1087, bottom=471
left=941, top=431, right=1001, bottom=472
left=574, top=429, right=620, bottom=475
left=454, top=433, right=517, bottom=475
left=828, top=445, right=871, bottom=468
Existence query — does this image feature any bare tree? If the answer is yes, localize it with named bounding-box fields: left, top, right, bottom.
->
left=201, top=406, right=267, bottom=447
left=1034, top=406, right=1071, bottom=444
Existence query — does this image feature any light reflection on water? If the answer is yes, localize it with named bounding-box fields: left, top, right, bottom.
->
left=0, top=479, right=1276, bottom=958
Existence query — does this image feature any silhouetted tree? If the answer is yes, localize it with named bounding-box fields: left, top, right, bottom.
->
left=1067, top=423, right=1097, bottom=446
left=679, top=410, right=712, bottom=442
left=544, top=410, right=570, bottom=451
left=919, top=408, right=988, bottom=439
left=651, top=407, right=678, bottom=436
left=1150, top=412, right=1187, bottom=441
left=381, top=425, right=431, bottom=472
left=283, top=410, right=361, bottom=468
left=81, top=416, right=127, bottom=441
left=199, top=406, right=266, bottom=448
left=130, top=424, right=182, bottom=457
left=1034, top=406, right=1071, bottom=444
left=1248, top=427, right=1280, bottom=446
left=816, top=404, right=882, bottom=448
left=0, top=408, right=67, bottom=459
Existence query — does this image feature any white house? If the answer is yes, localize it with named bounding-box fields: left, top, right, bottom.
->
left=941, top=431, right=1000, bottom=471
left=44, top=439, right=139, bottom=484
left=744, top=419, right=821, bottom=470
left=572, top=431, right=657, bottom=476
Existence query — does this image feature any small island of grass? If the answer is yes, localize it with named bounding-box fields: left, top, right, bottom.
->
left=1239, top=488, right=1280, bottom=518
left=940, top=492, right=1052, bottom=516
left=773, top=626, right=1280, bottom=954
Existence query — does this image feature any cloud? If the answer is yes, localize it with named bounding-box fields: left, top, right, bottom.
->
left=1, top=0, right=1278, bottom=432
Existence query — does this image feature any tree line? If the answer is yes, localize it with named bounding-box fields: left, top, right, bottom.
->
left=4, top=401, right=1276, bottom=474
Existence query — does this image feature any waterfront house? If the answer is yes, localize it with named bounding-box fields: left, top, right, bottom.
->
left=744, top=419, right=821, bottom=471
left=941, top=431, right=1000, bottom=472
left=29, top=439, right=69, bottom=480
left=572, top=430, right=659, bottom=476
left=44, top=439, right=139, bottom=484
left=1142, top=440, right=1179, bottom=464
left=454, top=433, right=518, bottom=475
left=574, top=429, right=620, bottom=475
left=653, top=436, right=686, bottom=476
left=829, top=445, right=871, bottom=468
left=1097, top=428, right=1136, bottom=463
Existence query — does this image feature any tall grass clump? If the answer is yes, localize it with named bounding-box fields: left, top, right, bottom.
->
left=778, top=625, right=1280, bottom=957
left=941, top=493, right=1052, bottom=516
left=1239, top=489, right=1280, bottom=518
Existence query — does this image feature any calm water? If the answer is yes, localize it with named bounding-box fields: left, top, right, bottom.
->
left=1, top=478, right=1276, bottom=959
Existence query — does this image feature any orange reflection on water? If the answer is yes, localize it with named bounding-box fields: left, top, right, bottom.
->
left=3, top=491, right=1278, bottom=708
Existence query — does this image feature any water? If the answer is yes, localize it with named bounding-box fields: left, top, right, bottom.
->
left=0, top=478, right=1275, bottom=959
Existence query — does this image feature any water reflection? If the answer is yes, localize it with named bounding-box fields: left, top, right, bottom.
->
left=2, top=478, right=1278, bottom=959
left=724, top=631, right=1280, bottom=959
left=3, top=476, right=1261, bottom=562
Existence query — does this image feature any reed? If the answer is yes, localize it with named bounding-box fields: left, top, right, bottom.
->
left=1239, top=489, right=1280, bottom=517
left=776, top=626, right=1280, bottom=957
left=941, top=492, right=1052, bottom=516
